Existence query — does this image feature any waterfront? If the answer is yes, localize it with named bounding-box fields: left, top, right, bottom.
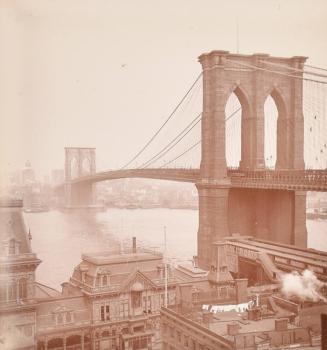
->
left=24, top=208, right=327, bottom=290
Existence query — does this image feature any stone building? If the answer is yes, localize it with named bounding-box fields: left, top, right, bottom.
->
left=0, top=199, right=58, bottom=349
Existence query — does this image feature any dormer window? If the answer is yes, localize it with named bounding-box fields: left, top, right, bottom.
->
left=96, top=270, right=111, bottom=287
left=3, top=238, right=20, bottom=256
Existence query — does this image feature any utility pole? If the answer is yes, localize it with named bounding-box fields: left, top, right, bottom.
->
left=164, top=225, right=168, bottom=308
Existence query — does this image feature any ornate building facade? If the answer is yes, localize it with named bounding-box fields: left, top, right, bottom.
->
left=1, top=199, right=242, bottom=350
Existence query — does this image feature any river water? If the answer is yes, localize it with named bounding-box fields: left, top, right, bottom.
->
left=23, top=209, right=327, bottom=290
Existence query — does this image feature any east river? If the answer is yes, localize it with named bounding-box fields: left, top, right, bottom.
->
left=23, top=209, right=327, bottom=290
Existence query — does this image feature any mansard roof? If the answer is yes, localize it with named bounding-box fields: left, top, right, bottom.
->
left=0, top=200, right=31, bottom=255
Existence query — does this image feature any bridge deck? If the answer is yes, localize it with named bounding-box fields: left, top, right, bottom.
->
left=224, top=238, right=327, bottom=280
left=66, top=168, right=327, bottom=192
left=233, top=238, right=327, bottom=263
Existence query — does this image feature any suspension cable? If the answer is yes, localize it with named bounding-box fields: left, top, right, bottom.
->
left=305, top=64, right=327, bottom=73
left=140, top=112, right=202, bottom=168
left=159, top=141, right=201, bottom=168
left=120, top=72, right=203, bottom=169
left=260, top=60, right=327, bottom=79
left=226, top=59, right=327, bottom=85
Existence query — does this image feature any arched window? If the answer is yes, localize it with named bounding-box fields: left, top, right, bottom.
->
left=102, top=275, right=108, bottom=286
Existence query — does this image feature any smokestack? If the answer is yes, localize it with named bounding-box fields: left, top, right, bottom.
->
left=132, top=237, right=136, bottom=253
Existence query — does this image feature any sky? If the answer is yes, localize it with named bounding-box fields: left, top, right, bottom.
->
left=1, top=0, right=327, bottom=180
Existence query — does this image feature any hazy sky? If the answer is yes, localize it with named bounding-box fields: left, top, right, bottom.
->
left=1, top=0, right=327, bottom=179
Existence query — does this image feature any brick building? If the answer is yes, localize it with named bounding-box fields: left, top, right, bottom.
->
left=0, top=199, right=242, bottom=350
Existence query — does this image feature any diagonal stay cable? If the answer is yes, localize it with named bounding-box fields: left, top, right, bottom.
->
left=120, top=72, right=203, bottom=169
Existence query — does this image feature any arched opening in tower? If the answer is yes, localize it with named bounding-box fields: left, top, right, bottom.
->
left=264, top=95, right=278, bottom=169
left=70, top=157, right=79, bottom=179
left=82, top=157, right=91, bottom=175
left=225, top=92, right=242, bottom=168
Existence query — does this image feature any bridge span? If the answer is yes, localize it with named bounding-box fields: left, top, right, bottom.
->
left=62, top=50, right=327, bottom=271
left=69, top=168, right=327, bottom=192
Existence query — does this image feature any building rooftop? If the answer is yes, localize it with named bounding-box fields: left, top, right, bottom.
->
left=208, top=311, right=295, bottom=339
left=0, top=199, right=32, bottom=255
left=82, top=249, right=163, bottom=265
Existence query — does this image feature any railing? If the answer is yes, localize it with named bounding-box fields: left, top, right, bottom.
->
left=228, top=169, right=327, bottom=190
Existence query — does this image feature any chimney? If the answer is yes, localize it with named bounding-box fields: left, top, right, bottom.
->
left=202, top=311, right=213, bottom=326
left=193, top=255, right=198, bottom=268
left=248, top=308, right=261, bottom=321
left=227, top=323, right=240, bottom=336
left=132, top=237, right=136, bottom=253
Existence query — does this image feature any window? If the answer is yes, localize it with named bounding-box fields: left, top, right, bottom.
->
left=100, top=304, right=110, bottom=321
left=177, top=332, right=181, bottom=343
left=7, top=283, right=16, bottom=301
left=132, top=291, right=141, bottom=308
left=19, top=278, right=27, bottom=299
left=0, top=284, right=6, bottom=302
left=103, top=275, right=108, bottom=286
left=58, top=313, right=63, bottom=324
left=184, top=336, right=189, bottom=347
left=66, top=312, right=72, bottom=323
left=9, top=239, right=16, bottom=255
left=169, top=327, right=174, bottom=338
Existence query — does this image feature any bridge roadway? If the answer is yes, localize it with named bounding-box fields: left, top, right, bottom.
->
left=69, top=168, right=327, bottom=191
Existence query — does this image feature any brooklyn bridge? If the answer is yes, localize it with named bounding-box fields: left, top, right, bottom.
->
left=57, top=50, right=327, bottom=270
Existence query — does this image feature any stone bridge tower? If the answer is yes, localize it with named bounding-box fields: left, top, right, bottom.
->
left=64, top=147, right=96, bottom=208
left=197, top=50, right=307, bottom=269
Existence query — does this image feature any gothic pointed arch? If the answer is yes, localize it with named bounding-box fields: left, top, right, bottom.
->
left=224, top=85, right=250, bottom=168
left=70, top=157, right=79, bottom=179
left=264, top=86, right=289, bottom=169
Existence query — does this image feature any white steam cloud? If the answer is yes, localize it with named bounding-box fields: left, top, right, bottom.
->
left=281, top=269, right=327, bottom=302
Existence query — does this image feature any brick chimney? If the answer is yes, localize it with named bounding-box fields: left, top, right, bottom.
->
left=193, top=255, right=199, bottom=268
left=227, top=322, right=240, bottom=336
